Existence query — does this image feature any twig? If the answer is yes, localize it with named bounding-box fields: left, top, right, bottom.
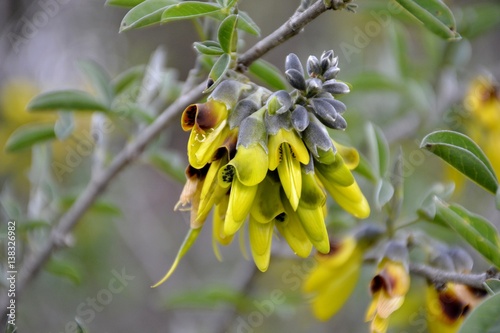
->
left=409, top=263, right=496, bottom=289
left=0, top=0, right=335, bottom=321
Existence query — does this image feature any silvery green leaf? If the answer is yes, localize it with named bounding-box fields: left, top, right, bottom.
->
left=285, top=53, right=304, bottom=74
left=228, top=99, right=259, bottom=129
left=285, top=69, right=306, bottom=91
left=310, top=98, right=337, bottom=128
left=323, top=80, right=350, bottom=94
left=238, top=109, right=268, bottom=150
left=266, top=90, right=292, bottom=114
left=302, top=113, right=334, bottom=158
left=323, top=66, right=340, bottom=80
left=209, top=79, right=250, bottom=109
left=447, top=247, right=473, bottom=273
left=306, top=55, right=321, bottom=77
left=291, top=105, right=309, bottom=132
left=265, top=109, right=291, bottom=135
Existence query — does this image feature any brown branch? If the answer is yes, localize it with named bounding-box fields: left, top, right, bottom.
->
left=409, top=263, right=497, bottom=289
left=0, top=0, right=336, bottom=322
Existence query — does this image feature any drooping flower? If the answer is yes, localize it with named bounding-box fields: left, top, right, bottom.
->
left=154, top=51, right=372, bottom=286
left=303, top=225, right=384, bottom=321
left=365, top=241, right=410, bottom=333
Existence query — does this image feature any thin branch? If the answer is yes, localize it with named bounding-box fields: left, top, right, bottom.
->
left=409, top=263, right=497, bottom=289
left=0, top=0, right=336, bottom=321
left=236, top=0, right=332, bottom=70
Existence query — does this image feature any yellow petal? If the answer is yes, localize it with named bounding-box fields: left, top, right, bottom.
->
left=275, top=209, right=312, bottom=258
left=334, top=141, right=360, bottom=170
left=278, top=143, right=302, bottom=210
left=299, top=170, right=326, bottom=210
left=268, top=128, right=310, bottom=170
left=224, top=179, right=257, bottom=235
left=196, top=158, right=228, bottom=226
left=251, top=176, right=285, bottom=223
left=376, top=294, right=405, bottom=319
left=370, top=314, right=389, bottom=333
left=249, top=217, right=274, bottom=272
left=151, top=228, right=201, bottom=288
left=315, top=154, right=354, bottom=186
left=220, top=144, right=269, bottom=187
left=188, top=120, right=228, bottom=168
left=320, top=178, right=370, bottom=219
left=213, top=196, right=233, bottom=246
left=296, top=204, right=329, bottom=254
left=310, top=250, right=362, bottom=321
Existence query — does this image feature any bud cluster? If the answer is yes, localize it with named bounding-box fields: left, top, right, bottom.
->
left=176, top=51, right=370, bottom=272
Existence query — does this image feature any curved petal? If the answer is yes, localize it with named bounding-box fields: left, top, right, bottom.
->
left=224, top=179, right=257, bottom=235
left=249, top=217, right=274, bottom=272
left=220, top=144, right=269, bottom=187
left=251, top=176, right=284, bottom=223
left=276, top=206, right=312, bottom=258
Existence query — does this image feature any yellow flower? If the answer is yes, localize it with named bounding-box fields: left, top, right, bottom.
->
left=268, top=128, right=310, bottom=210
left=181, top=100, right=230, bottom=169
left=303, top=236, right=364, bottom=321
left=365, top=247, right=410, bottom=333
left=426, top=283, right=487, bottom=333
left=448, top=76, right=500, bottom=190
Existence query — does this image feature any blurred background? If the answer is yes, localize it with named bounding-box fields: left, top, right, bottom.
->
left=1, top=0, right=499, bottom=332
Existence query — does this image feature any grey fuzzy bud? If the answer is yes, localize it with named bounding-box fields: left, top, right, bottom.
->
left=306, top=55, right=321, bottom=77
left=306, top=78, right=322, bottom=95
left=447, top=247, right=473, bottom=273
left=323, top=80, right=350, bottom=94
left=324, top=98, right=347, bottom=114
left=285, top=53, right=304, bottom=74
left=291, top=105, right=309, bottom=132
left=238, top=110, right=268, bottom=150
left=320, top=50, right=334, bottom=73
left=311, top=98, right=338, bottom=128
left=209, top=79, right=250, bottom=109
left=266, top=90, right=292, bottom=114
left=285, top=69, right=307, bottom=91
left=228, top=99, right=259, bottom=129
left=265, top=109, right=292, bottom=135
left=332, top=114, right=347, bottom=130
left=302, top=113, right=334, bottom=158
left=323, top=66, right=340, bottom=80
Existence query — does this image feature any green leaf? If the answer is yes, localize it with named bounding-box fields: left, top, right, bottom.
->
left=210, top=10, right=260, bottom=36
left=459, top=293, right=500, bottom=333
left=204, top=53, right=231, bottom=93
left=166, top=285, right=249, bottom=310
left=395, top=0, right=460, bottom=40
left=349, top=72, right=404, bottom=92
left=421, top=130, right=498, bottom=194
left=193, top=41, right=224, bottom=56
left=5, top=323, right=16, bottom=333
left=354, top=153, right=378, bottom=182
left=78, top=60, right=114, bottom=104
left=248, top=59, right=288, bottom=91
left=5, top=123, right=56, bottom=152
left=120, top=0, right=178, bottom=31
left=496, top=187, right=500, bottom=210
left=54, top=112, right=75, bottom=140
left=45, top=259, right=82, bottom=285
left=484, top=279, right=500, bottom=295
left=459, top=4, right=500, bottom=40
left=375, top=178, right=394, bottom=209
left=366, top=122, right=390, bottom=179
left=148, top=150, right=186, bottom=183
left=161, top=2, right=222, bottom=22
left=112, top=65, right=145, bottom=95
left=218, top=14, right=239, bottom=54
left=434, top=198, right=500, bottom=269
left=17, top=219, right=51, bottom=233
left=236, top=11, right=260, bottom=36
left=417, top=182, right=455, bottom=220
left=388, top=147, right=404, bottom=220
left=28, top=90, right=109, bottom=112
left=60, top=197, right=122, bottom=217
left=105, top=0, right=146, bottom=8
left=223, top=0, right=238, bottom=8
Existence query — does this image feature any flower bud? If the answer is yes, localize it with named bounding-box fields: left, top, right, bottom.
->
left=291, top=105, right=309, bottom=132
left=285, top=53, right=304, bottom=74
left=307, top=55, right=321, bottom=77
left=322, top=80, right=350, bottom=95
left=285, top=69, right=307, bottom=90
left=266, top=90, right=292, bottom=114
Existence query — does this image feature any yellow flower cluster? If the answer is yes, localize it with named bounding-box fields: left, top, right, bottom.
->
left=153, top=51, right=371, bottom=286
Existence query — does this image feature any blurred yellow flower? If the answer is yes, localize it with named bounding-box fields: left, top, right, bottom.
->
left=365, top=243, right=410, bottom=333
left=426, top=283, right=487, bottom=333
left=448, top=76, right=500, bottom=190
left=303, top=236, right=364, bottom=321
